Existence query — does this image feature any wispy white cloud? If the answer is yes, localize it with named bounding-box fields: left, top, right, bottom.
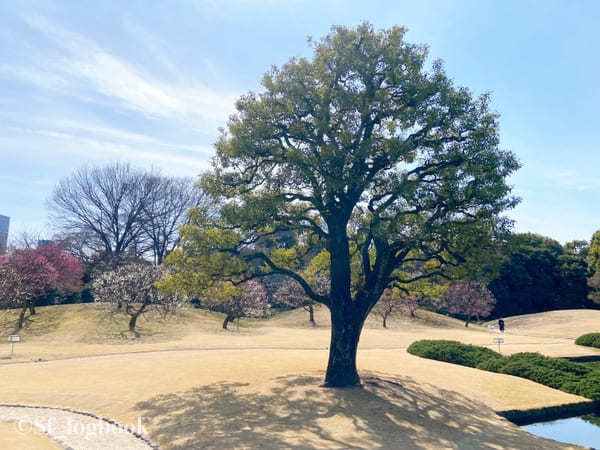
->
left=2, top=121, right=212, bottom=177
left=2, top=14, right=238, bottom=133
left=31, top=117, right=214, bottom=155
left=121, top=17, right=181, bottom=78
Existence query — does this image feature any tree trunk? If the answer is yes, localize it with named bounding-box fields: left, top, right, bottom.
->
left=129, top=314, right=139, bottom=336
left=323, top=218, right=363, bottom=387
left=222, top=314, right=234, bottom=329
left=308, top=304, right=315, bottom=325
left=465, top=316, right=470, bottom=327
left=17, top=305, right=27, bottom=330
left=382, top=314, right=387, bottom=328
left=323, top=307, right=364, bottom=387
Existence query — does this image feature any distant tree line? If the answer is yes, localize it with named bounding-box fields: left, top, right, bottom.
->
left=488, top=232, right=594, bottom=318
left=2, top=159, right=598, bottom=334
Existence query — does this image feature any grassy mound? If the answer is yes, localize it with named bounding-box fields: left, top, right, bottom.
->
left=0, top=303, right=229, bottom=343
left=575, top=333, right=600, bottom=349
left=408, top=340, right=600, bottom=400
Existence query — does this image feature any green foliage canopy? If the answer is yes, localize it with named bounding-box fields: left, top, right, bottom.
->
left=488, top=233, right=590, bottom=317
left=589, top=230, right=600, bottom=273
left=165, top=23, right=520, bottom=386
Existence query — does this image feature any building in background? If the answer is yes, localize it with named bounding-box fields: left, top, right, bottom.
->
left=0, top=215, right=9, bottom=254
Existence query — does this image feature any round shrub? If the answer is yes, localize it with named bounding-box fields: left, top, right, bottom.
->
left=575, top=333, right=600, bottom=349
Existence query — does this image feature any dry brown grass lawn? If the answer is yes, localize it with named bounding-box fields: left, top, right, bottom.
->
left=488, top=309, right=600, bottom=339
left=0, top=304, right=598, bottom=448
left=0, top=421, right=62, bottom=449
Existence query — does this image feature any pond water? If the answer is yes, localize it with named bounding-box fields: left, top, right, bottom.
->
left=523, top=415, right=600, bottom=448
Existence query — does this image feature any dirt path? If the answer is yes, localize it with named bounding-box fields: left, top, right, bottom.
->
left=0, top=330, right=590, bottom=369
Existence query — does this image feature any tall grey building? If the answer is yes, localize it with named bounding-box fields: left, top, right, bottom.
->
left=0, top=215, right=9, bottom=254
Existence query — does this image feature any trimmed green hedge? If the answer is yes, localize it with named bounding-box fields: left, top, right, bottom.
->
left=407, top=340, right=600, bottom=401
left=575, top=333, right=600, bottom=349
left=406, top=340, right=503, bottom=368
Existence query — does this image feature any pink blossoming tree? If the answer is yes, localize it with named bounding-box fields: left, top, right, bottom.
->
left=0, top=246, right=84, bottom=329
left=444, top=281, right=496, bottom=327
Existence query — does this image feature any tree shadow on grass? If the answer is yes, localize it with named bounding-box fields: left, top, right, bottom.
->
left=136, top=374, right=564, bottom=450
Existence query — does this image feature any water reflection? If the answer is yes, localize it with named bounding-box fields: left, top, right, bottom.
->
left=523, top=415, right=600, bottom=448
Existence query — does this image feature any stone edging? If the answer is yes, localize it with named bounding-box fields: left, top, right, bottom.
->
left=0, top=403, right=159, bottom=449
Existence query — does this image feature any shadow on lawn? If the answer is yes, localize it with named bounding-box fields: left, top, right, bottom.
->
left=136, top=374, right=561, bottom=450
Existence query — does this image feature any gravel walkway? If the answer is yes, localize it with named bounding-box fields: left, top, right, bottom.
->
left=0, top=405, right=157, bottom=450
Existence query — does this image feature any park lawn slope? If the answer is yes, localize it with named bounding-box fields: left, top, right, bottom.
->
left=0, top=420, right=62, bottom=449
left=0, top=304, right=596, bottom=448
left=1, top=304, right=598, bottom=363
left=488, top=309, right=600, bottom=339
left=0, top=349, right=583, bottom=449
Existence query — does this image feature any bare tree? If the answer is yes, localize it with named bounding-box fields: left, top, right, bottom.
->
left=49, top=162, right=158, bottom=258
left=8, top=227, right=51, bottom=250
left=140, top=177, right=206, bottom=265
left=371, top=288, right=418, bottom=328
left=50, top=230, right=103, bottom=265
left=49, top=163, right=204, bottom=265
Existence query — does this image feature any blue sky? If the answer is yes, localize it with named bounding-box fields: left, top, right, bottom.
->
left=1, top=0, right=599, bottom=244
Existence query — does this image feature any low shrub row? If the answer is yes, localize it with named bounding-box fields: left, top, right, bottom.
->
left=404, top=340, right=502, bottom=368
left=575, top=333, right=600, bottom=349
left=407, top=340, right=600, bottom=401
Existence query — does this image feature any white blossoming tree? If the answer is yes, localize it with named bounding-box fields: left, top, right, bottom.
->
left=92, top=263, right=182, bottom=336
left=0, top=266, right=25, bottom=311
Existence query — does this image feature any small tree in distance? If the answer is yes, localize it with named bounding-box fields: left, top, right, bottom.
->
left=444, top=281, right=496, bottom=327
left=203, top=279, right=270, bottom=330
left=274, top=275, right=329, bottom=325
left=0, top=246, right=83, bottom=330
left=92, top=263, right=182, bottom=336
left=372, top=288, right=419, bottom=328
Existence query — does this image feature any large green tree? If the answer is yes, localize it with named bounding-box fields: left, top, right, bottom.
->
left=488, top=233, right=590, bottom=316
left=168, top=24, right=519, bottom=387
left=588, top=230, right=600, bottom=273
